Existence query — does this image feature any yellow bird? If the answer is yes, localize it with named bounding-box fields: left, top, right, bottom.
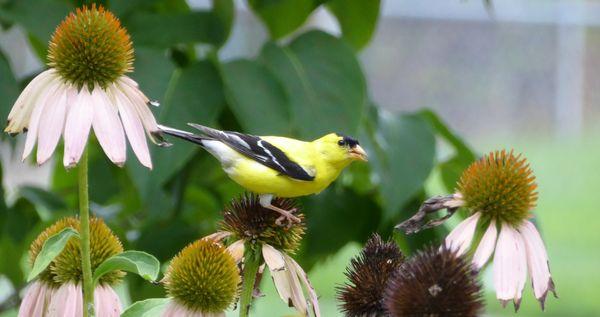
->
left=159, top=123, right=368, bottom=225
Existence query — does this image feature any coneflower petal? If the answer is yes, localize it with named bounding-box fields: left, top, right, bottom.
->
left=473, top=219, right=498, bottom=269
left=36, top=84, right=68, bottom=165
left=226, top=239, right=245, bottom=263
left=94, top=285, right=121, bottom=317
left=91, top=87, right=126, bottom=166
left=6, top=69, right=56, bottom=133
left=263, top=245, right=294, bottom=306
left=286, top=254, right=321, bottom=317
left=17, top=281, right=43, bottom=317
left=493, top=223, right=527, bottom=310
left=47, top=283, right=80, bottom=317
left=116, top=79, right=160, bottom=140
left=22, top=80, right=60, bottom=160
left=520, top=220, right=555, bottom=308
left=283, top=254, right=308, bottom=315
left=445, top=212, right=481, bottom=256
left=110, top=84, right=151, bottom=168
left=63, top=87, right=94, bottom=167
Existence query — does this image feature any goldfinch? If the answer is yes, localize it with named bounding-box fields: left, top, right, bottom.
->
left=159, top=123, right=368, bottom=225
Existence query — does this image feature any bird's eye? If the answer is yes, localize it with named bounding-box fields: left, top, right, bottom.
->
left=338, top=139, right=346, bottom=146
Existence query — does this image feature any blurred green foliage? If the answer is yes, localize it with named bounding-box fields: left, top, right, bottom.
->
left=0, top=0, right=475, bottom=314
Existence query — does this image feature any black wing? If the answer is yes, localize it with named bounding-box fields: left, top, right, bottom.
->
left=188, top=123, right=315, bottom=181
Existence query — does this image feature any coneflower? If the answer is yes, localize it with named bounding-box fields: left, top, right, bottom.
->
left=397, top=150, right=556, bottom=310
left=19, top=217, right=124, bottom=317
left=162, top=239, right=240, bottom=317
left=205, top=194, right=320, bottom=317
left=337, top=234, right=405, bottom=317
left=384, top=245, right=484, bottom=317
left=4, top=4, right=166, bottom=168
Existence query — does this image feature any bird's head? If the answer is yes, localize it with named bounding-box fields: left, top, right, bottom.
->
left=315, top=133, right=368, bottom=167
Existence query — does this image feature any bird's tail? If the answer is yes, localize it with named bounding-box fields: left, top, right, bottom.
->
left=157, top=124, right=207, bottom=146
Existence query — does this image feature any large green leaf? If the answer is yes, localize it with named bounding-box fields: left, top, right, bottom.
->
left=300, top=186, right=381, bottom=268
left=125, top=0, right=234, bottom=48
left=327, top=0, right=380, bottom=50
left=247, top=0, right=316, bottom=39
left=367, top=112, right=436, bottom=220
left=417, top=109, right=476, bottom=191
left=0, top=0, right=72, bottom=43
left=19, top=186, right=67, bottom=218
left=221, top=59, right=291, bottom=135
left=128, top=60, right=225, bottom=216
left=259, top=31, right=366, bottom=139
left=121, top=298, right=169, bottom=317
left=28, top=227, right=79, bottom=281
left=0, top=51, right=18, bottom=125
left=92, top=251, right=160, bottom=285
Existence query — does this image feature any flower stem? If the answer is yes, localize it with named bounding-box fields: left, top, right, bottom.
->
left=78, top=148, right=94, bottom=317
left=239, top=244, right=261, bottom=317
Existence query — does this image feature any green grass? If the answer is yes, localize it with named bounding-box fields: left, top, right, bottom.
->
left=228, top=135, right=600, bottom=316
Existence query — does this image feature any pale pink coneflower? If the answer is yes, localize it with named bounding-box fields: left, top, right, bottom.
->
left=18, top=217, right=124, bottom=317
left=206, top=194, right=320, bottom=317
left=397, top=150, right=556, bottom=311
left=4, top=5, right=166, bottom=169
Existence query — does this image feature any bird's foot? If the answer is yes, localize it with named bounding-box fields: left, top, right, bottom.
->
left=274, top=208, right=301, bottom=228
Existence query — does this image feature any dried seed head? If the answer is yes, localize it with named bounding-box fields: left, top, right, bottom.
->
left=164, top=239, right=240, bottom=313
left=29, top=217, right=124, bottom=286
left=384, top=245, right=484, bottom=317
left=337, top=234, right=405, bottom=317
left=48, top=4, right=133, bottom=90
left=458, top=150, right=537, bottom=225
left=219, top=194, right=305, bottom=253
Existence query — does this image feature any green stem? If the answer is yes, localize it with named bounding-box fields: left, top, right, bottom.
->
left=239, top=244, right=261, bottom=317
left=78, top=148, right=94, bottom=317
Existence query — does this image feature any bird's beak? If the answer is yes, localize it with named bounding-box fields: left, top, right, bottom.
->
left=350, top=145, right=368, bottom=161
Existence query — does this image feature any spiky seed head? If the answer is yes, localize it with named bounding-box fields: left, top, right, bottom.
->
left=384, top=245, right=484, bottom=317
left=219, top=194, right=305, bottom=253
left=29, top=217, right=124, bottom=286
left=337, top=234, right=405, bottom=317
left=164, top=239, right=240, bottom=313
left=457, top=150, right=538, bottom=225
left=48, top=4, right=133, bottom=90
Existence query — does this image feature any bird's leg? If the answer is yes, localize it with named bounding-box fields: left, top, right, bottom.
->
left=259, top=194, right=301, bottom=227
left=265, top=204, right=301, bottom=227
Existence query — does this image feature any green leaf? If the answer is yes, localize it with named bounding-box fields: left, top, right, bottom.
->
left=210, top=0, right=234, bottom=47
left=300, top=186, right=381, bottom=268
left=327, top=0, right=381, bottom=50
left=125, top=1, right=234, bottom=49
left=19, top=186, right=67, bottom=217
left=127, top=60, right=224, bottom=216
left=121, top=298, right=169, bottom=317
left=92, top=250, right=160, bottom=285
left=0, top=50, right=18, bottom=125
left=367, top=112, right=436, bottom=220
left=248, top=0, right=316, bottom=39
left=221, top=59, right=291, bottom=134
left=417, top=109, right=476, bottom=191
left=259, top=31, right=366, bottom=139
left=28, top=227, right=79, bottom=281
left=0, top=0, right=72, bottom=43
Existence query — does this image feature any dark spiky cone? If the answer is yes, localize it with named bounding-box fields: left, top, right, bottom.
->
left=219, top=193, right=305, bottom=253
left=164, top=239, right=240, bottom=313
left=337, top=234, right=405, bottom=317
left=29, top=217, right=124, bottom=286
left=384, top=245, right=484, bottom=317
left=458, top=150, right=538, bottom=226
left=48, top=4, right=133, bottom=90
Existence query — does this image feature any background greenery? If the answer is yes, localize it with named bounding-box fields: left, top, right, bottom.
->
left=0, top=0, right=594, bottom=316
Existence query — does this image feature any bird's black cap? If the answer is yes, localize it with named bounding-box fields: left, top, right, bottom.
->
left=336, top=133, right=360, bottom=148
